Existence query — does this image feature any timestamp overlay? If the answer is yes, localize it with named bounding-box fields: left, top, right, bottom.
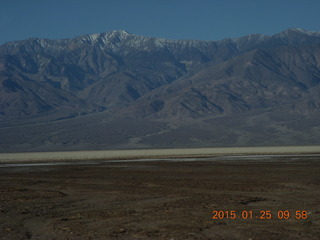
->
left=212, top=210, right=309, bottom=220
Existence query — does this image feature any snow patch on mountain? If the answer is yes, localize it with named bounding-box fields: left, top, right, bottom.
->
left=288, top=28, right=320, bottom=36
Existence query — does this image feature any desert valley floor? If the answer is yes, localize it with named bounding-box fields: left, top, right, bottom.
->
left=0, top=149, right=320, bottom=240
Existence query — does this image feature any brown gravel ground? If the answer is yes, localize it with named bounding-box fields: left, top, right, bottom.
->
left=0, top=155, right=320, bottom=240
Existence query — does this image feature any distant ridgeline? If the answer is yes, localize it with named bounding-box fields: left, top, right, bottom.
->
left=1, top=28, right=320, bottom=152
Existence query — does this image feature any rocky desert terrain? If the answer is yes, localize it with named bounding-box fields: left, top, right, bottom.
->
left=1, top=153, right=320, bottom=240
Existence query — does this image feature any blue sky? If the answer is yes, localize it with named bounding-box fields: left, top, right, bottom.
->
left=1, top=0, right=320, bottom=44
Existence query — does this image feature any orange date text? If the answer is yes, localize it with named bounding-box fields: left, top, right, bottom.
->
left=212, top=210, right=308, bottom=220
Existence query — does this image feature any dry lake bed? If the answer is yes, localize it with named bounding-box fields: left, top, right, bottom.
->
left=0, top=146, right=320, bottom=239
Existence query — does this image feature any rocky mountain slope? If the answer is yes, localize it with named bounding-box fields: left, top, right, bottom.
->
left=1, top=29, right=320, bottom=152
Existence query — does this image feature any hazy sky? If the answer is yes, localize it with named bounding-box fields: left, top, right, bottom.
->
left=1, top=0, right=320, bottom=44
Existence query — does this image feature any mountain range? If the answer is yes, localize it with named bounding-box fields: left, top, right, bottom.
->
left=1, top=28, right=320, bottom=152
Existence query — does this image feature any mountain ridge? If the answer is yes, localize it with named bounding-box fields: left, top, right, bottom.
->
left=1, top=28, right=320, bottom=152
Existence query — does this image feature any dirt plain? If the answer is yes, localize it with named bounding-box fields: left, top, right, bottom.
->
left=0, top=154, right=320, bottom=240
